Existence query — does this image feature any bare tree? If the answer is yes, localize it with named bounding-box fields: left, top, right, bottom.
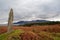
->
left=7, top=8, right=14, bottom=33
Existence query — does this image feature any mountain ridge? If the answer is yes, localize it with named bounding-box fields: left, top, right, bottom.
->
left=14, top=20, right=50, bottom=25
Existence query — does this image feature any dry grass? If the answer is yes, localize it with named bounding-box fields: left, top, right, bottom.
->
left=0, top=24, right=60, bottom=34
left=0, top=24, right=60, bottom=40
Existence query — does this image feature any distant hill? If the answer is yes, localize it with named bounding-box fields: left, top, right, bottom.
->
left=14, top=20, right=50, bottom=25
left=0, top=20, right=60, bottom=26
left=14, top=20, right=60, bottom=26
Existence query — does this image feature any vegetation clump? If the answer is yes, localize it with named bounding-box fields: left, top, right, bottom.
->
left=21, top=21, right=60, bottom=26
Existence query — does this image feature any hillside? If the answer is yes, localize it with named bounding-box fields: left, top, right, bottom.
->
left=14, top=20, right=60, bottom=26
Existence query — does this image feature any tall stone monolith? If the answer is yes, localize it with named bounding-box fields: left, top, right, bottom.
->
left=7, top=8, right=14, bottom=33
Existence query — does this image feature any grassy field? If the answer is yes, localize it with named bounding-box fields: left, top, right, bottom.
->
left=0, top=29, right=24, bottom=40
left=0, top=24, right=60, bottom=40
left=0, top=30, right=60, bottom=40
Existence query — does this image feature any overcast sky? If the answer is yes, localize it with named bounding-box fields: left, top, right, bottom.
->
left=0, top=0, right=60, bottom=24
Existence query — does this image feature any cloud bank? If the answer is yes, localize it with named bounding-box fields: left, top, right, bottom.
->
left=0, top=0, right=60, bottom=24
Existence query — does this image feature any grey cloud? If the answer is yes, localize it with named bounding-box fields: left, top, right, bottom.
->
left=0, top=0, right=60, bottom=24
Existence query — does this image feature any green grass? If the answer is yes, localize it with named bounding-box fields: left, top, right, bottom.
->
left=0, top=29, right=60, bottom=40
left=52, top=33, right=60, bottom=40
left=0, top=29, right=24, bottom=40
left=54, top=37, right=60, bottom=40
left=38, top=31, right=60, bottom=40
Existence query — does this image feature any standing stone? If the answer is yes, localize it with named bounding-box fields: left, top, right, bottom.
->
left=7, top=8, right=14, bottom=33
